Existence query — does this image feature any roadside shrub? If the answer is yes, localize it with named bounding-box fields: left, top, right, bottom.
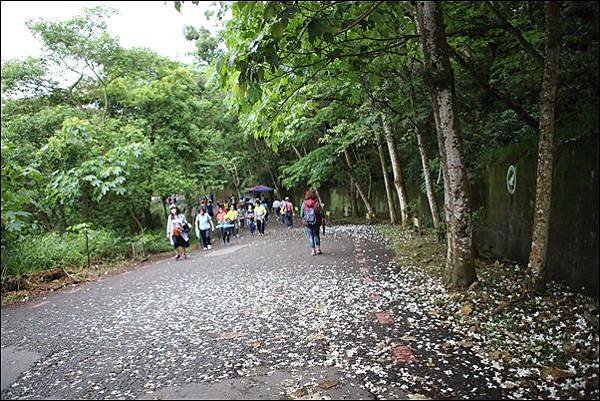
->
left=1, top=229, right=129, bottom=279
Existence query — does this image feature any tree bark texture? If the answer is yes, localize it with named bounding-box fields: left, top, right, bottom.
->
left=380, top=112, right=410, bottom=226
left=528, top=1, right=560, bottom=291
left=416, top=1, right=477, bottom=288
left=344, top=148, right=377, bottom=223
left=350, top=177, right=358, bottom=216
left=377, top=132, right=398, bottom=224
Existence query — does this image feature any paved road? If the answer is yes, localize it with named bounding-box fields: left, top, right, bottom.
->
left=1, top=223, right=504, bottom=400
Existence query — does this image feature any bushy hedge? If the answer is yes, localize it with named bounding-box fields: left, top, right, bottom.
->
left=1, top=229, right=175, bottom=279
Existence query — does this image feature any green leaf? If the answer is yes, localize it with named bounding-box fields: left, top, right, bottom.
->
left=271, top=21, right=285, bottom=38
left=307, top=18, right=328, bottom=43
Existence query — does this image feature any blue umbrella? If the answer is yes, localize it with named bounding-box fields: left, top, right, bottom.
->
left=248, top=185, right=274, bottom=193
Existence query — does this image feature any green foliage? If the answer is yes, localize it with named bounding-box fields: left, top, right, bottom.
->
left=2, top=2, right=598, bottom=281
left=1, top=6, right=241, bottom=278
left=1, top=229, right=126, bottom=277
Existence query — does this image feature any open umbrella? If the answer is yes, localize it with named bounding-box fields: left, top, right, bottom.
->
left=247, top=185, right=274, bottom=193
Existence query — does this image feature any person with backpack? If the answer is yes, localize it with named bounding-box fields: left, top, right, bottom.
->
left=166, top=204, right=191, bottom=260
left=300, top=189, right=322, bottom=256
left=195, top=207, right=215, bottom=251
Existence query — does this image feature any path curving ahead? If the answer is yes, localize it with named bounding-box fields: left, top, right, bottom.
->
left=1, top=223, right=504, bottom=400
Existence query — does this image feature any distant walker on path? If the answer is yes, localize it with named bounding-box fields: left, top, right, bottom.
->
left=283, top=197, right=294, bottom=229
left=300, top=189, right=322, bottom=256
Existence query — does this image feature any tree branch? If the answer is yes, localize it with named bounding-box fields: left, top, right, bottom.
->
left=487, top=1, right=545, bottom=67
left=449, top=46, right=538, bottom=129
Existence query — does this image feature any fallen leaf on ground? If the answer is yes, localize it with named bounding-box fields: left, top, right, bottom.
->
left=407, top=394, right=431, bottom=400
left=306, top=332, right=325, bottom=342
left=289, top=387, right=307, bottom=398
left=376, top=311, right=394, bottom=325
left=540, top=367, right=576, bottom=381
left=216, top=331, right=243, bottom=340
left=459, top=302, right=473, bottom=316
left=318, top=380, right=338, bottom=390
left=391, top=345, right=417, bottom=363
left=299, top=393, right=323, bottom=400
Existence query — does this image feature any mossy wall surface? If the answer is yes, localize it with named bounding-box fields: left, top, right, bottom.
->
left=473, top=135, right=599, bottom=295
left=324, top=135, right=598, bottom=294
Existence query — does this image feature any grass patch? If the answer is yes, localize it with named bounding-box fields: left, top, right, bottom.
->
left=1, top=228, right=190, bottom=302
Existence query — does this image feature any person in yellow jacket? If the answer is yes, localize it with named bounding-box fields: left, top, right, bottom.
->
left=254, top=202, right=267, bottom=235
left=226, top=206, right=239, bottom=238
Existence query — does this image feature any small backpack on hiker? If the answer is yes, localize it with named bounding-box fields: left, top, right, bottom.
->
left=303, top=203, right=318, bottom=226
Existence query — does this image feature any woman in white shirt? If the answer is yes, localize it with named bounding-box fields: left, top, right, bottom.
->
left=166, top=204, right=190, bottom=260
left=195, top=207, right=215, bottom=251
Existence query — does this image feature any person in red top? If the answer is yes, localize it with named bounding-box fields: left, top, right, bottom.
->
left=300, top=189, right=322, bottom=256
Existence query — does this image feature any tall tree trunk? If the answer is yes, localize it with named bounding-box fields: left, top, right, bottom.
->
left=231, top=161, right=241, bottom=201
left=267, top=168, right=283, bottom=197
left=102, top=86, right=109, bottom=122
left=349, top=177, right=358, bottom=216
left=528, top=1, right=560, bottom=292
left=377, top=132, right=398, bottom=224
left=162, top=197, right=168, bottom=221
left=416, top=0, right=477, bottom=288
left=344, top=148, right=377, bottom=223
left=367, top=166, right=373, bottom=202
left=380, top=112, right=410, bottom=225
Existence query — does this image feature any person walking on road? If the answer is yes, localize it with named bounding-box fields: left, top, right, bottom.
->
left=195, top=207, right=215, bottom=251
left=246, top=205, right=256, bottom=235
left=272, top=199, right=281, bottom=222
left=226, top=206, right=240, bottom=238
left=237, top=203, right=245, bottom=231
left=300, top=189, right=322, bottom=256
left=255, top=201, right=267, bottom=236
left=216, top=204, right=228, bottom=242
left=166, top=204, right=191, bottom=260
left=261, top=197, right=270, bottom=223
left=216, top=205, right=234, bottom=245
left=282, top=197, right=294, bottom=228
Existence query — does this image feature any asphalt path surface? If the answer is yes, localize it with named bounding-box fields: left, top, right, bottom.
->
left=1, top=221, right=504, bottom=400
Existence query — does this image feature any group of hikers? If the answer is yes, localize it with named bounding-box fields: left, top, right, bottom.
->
left=166, top=189, right=326, bottom=260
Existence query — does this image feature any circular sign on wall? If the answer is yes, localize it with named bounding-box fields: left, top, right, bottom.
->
left=506, top=165, right=517, bottom=195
